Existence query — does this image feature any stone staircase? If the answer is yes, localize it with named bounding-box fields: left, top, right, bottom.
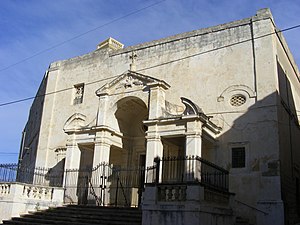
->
left=234, top=216, right=253, bottom=225
left=2, top=205, right=142, bottom=225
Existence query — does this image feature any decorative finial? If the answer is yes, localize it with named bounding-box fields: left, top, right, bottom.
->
left=129, top=51, right=137, bottom=71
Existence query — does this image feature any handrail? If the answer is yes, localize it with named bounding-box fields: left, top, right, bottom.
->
left=235, top=199, right=268, bottom=215
left=89, top=179, right=102, bottom=206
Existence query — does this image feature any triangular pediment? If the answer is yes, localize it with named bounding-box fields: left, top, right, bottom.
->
left=96, top=70, right=170, bottom=96
left=63, top=113, right=87, bottom=132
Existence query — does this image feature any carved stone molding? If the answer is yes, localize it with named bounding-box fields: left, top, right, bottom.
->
left=95, top=70, right=170, bottom=97
left=63, top=113, right=87, bottom=133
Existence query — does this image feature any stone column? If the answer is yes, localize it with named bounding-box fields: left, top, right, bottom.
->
left=96, top=93, right=109, bottom=126
left=92, top=130, right=111, bottom=206
left=148, top=82, right=169, bottom=120
left=145, top=135, right=163, bottom=183
left=92, top=131, right=111, bottom=167
left=185, top=119, right=202, bottom=157
left=185, top=119, right=203, bottom=181
left=186, top=134, right=202, bottom=156
left=64, top=140, right=81, bottom=171
left=63, top=136, right=81, bottom=204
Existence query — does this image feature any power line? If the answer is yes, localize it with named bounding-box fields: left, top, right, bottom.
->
left=0, top=74, right=120, bottom=107
left=0, top=22, right=299, bottom=107
left=136, top=24, right=300, bottom=72
left=0, top=0, right=166, bottom=73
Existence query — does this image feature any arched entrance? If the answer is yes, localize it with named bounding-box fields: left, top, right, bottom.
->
left=109, top=96, right=148, bottom=206
left=111, top=96, right=148, bottom=168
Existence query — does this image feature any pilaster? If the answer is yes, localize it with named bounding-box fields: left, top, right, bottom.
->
left=145, top=135, right=163, bottom=182
left=96, top=93, right=109, bottom=126
left=185, top=120, right=203, bottom=181
left=185, top=120, right=203, bottom=157
left=148, top=82, right=169, bottom=119
left=64, top=136, right=81, bottom=170
left=92, top=130, right=111, bottom=167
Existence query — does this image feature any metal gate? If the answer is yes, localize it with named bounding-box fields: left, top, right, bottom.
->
left=63, top=163, right=145, bottom=207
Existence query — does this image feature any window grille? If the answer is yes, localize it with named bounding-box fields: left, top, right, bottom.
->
left=73, top=84, right=84, bottom=105
left=230, top=95, right=246, bottom=106
left=232, top=147, right=245, bottom=168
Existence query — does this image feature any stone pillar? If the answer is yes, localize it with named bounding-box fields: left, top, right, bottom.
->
left=185, top=119, right=203, bottom=181
left=148, top=82, right=169, bottom=120
left=96, top=94, right=109, bottom=126
left=185, top=119, right=202, bottom=157
left=186, top=134, right=202, bottom=156
left=92, top=131, right=111, bottom=206
left=92, top=131, right=111, bottom=167
left=63, top=137, right=81, bottom=204
left=145, top=135, right=163, bottom=183
left=64, top=140, right=81, bottom=171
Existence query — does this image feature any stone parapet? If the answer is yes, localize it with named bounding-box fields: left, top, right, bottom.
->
left=0, top=182, right=64, bottom=223
left=142, top=185, right=234, bottom=225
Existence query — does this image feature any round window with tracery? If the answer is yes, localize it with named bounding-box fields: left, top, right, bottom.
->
left=230, top=95, right=246, bottom=107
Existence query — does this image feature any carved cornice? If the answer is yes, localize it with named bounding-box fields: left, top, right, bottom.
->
left=144, top=97, right=222, bottom=139
left=95, top=70, right=170, bottom=97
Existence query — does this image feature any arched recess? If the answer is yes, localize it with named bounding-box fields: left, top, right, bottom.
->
left=110, top=96, right=148, bottom=169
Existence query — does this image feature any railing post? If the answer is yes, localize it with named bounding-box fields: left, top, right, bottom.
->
left=115, top=173, right=119, bottom=207
left=154, top=157, right=160, bottom=184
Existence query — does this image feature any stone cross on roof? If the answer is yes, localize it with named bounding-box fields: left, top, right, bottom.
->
left=129, top=51, right=137, bottom=71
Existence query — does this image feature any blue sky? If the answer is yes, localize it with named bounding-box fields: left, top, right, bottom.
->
left=0, top=0, right=299, bottom=163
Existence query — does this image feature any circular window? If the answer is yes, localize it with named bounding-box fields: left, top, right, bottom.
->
left=230, top=95, right=246, bottom=107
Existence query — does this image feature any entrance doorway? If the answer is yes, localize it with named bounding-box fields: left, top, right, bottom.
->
left=110, top=97, right=148, bottom=206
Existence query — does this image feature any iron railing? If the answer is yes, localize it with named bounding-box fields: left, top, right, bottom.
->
left=146, top=156, right=229, bottom=192
left=0, top=163, right=18, bottom=182
left=0, top=162, right=144, bottom=206
left=63, top=163, right=145, bottom=207
left=0, top=163, right=64, bottom=187
left=1, top=155, right=229, bottom=204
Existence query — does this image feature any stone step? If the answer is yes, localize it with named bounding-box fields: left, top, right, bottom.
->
left=3, top=220, right=49, bottom=225
left=234, top=216, right=252, bottom=225
left=33, top=208, right=142, bottom=218
left=57, top=206, right=141, bottom=214
left=23, top=212, right=142, bottom=223
left=2, top=206, right=142, bottom=225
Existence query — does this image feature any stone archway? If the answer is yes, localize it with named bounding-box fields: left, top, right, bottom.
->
left=111, top=96, right=148, bottom=169
left=106, top=96, right=148, bottom=206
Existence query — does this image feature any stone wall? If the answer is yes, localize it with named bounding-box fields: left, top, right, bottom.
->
left=142, top=186, right=234, bottom=225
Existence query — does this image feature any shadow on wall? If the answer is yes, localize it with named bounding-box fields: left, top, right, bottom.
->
left=276, top=62, right=300, bottom=225
left=18, top=72, right=49, bottom=181
left=45, top=158, right=65, bottom=187
left=216, top=63, right=300, bottom=224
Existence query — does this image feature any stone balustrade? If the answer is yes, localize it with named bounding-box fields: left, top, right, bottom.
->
left=23, top=185, right=53, bottom=200
left=158, top=185, right=186, bottom=201
left=0, top=183, right=11, bottom=195
left=0, top=182, right=64, bottom=223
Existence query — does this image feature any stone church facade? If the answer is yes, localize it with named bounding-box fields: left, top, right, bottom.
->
left=14, top=8, right=300, bottom=225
